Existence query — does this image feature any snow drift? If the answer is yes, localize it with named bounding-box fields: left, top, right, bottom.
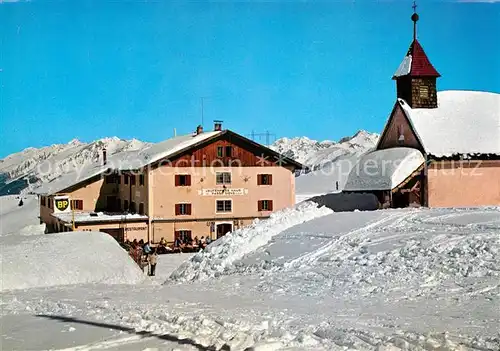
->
left=169, top=202, right=333, bottom=282
left=0, top=231, right=145, bottom=291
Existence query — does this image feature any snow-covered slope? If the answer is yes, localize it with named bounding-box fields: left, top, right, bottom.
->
left=0, top=137, right=148, bottom=195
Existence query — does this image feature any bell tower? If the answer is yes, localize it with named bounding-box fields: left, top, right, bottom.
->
left=392, top=2, right=440, bottom=108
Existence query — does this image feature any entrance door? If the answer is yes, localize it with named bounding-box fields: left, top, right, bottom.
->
left=216, top=223, right=232, bottom=239
left=100, top=228, right=125, bottom=242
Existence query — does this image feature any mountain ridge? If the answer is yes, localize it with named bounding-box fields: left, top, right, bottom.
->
left=0, top=130, right=378, bottom=195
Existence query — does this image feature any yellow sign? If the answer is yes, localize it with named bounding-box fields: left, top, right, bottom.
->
left=54, top=196, right=71, bottom=213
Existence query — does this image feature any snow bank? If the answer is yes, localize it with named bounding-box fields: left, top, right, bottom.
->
left=169, top=202, right=333, bottom=282
left=0, top=231, right=145, bottom=291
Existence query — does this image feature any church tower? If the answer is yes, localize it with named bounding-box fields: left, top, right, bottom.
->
left=392, top=4, right=440, bottom=108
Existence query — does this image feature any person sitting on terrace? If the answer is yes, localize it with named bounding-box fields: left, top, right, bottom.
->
left=159, top=237, right=167, bottom=247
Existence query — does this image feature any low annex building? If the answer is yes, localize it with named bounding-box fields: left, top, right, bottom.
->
left=38, top=122, right=303, bottom=243
left=344, top=9, right=500, bottom=208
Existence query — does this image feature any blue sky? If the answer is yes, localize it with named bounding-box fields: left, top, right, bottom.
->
left=1, top=0, right=499, bottom=157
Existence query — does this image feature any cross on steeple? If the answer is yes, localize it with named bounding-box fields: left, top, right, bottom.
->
left=411, top=1, right=419, bottom=40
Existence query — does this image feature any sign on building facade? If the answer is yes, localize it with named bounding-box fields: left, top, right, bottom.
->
left=198, top=188, right=248, bottom=196
left=53, top=196, right=71, bottom=213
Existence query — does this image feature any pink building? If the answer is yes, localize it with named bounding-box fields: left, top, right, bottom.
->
left=344, top=9, right=500, bottom=208
left=38, top=123, right=303, bottom=243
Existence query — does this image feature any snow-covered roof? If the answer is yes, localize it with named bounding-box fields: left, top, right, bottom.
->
left=118, top=131, right=221, bottom=170
left=392, top=39, right=440, bottom=78
left=35, top=164, right=108, bottom=196
left=393, top=55, right=412, bottom=77
left=344, top=147, right=425, bottom=191
left=399, top=90, right=500, bottom=157
left=36, top=131, right=222, bottom=195
left=52, top=211, right=148, bottom=224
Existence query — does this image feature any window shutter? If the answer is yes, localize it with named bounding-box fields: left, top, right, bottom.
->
left=175, top=175, right=180, bottom=186
left=174, top=231, right=180, bottom=240
left=257, top=175, right=262, bottom=185
left=187, top=204, right=192, bottom=215
left=269, top=200, right=273, bottom=211
left=268, top=175, right=272, bottom=185
left=257, top=200, right=262, bottom=211
left=175, top=204, right=180, bottom=215
left=186, top=175, right=192, bottom=186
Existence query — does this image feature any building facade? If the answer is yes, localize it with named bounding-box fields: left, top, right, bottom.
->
left=344, top=9, right=500, bottom=208
left=39, top=124, right=302, bottom=243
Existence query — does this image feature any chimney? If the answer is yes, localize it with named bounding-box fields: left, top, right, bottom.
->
left=196, top=125, right=203, bottom=135
left=214, top=120, right=223, bottom=131
left=102, top=148, right=107, bottom=166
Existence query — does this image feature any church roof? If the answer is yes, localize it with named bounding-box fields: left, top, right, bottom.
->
left=398, top=90, right=500, bottom=157
left=393, top=39, right=441, bottom=79
left=344, top=147, right=425, bottom=191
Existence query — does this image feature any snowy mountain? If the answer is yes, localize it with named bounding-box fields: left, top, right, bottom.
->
left=270, top=130, right=379, bottom=169
left=270, top=130, right=379, bottom=199
left=0, top=137, right=149, bottom=195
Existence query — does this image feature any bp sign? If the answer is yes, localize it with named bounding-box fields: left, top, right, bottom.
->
left=54, top=196, right=70, bottom=213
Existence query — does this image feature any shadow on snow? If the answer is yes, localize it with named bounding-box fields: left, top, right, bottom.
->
left=36, top=314, right=234, bottom=351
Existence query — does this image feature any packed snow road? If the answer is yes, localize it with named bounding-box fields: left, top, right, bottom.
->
left=1, top=196, right=499, bottom=350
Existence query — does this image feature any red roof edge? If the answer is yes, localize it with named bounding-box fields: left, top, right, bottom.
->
left=408, top=39, right=441, bottom=77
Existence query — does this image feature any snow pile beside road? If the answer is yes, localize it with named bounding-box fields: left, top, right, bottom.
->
left=0, top=231, right=145, bottom=291
left=169, top=202, right=333, bottom=282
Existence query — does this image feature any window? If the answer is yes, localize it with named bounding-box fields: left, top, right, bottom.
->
left=130, top=175, right=136, bottom=186
left=123, top=200, right=129, bottom=211
left=398, top=125, right=405, bottom=144
left=175, top=203, right=192, bottom=215
left=105, top=175, right=116, bottom=184
left=124, top=175, right=129, bottom=185
left=129, top=201, right=136, bottom=213
left=258, top=200, right=273, bottom=211
left=420, top=86, right=429, bottom=98
left=216, top=172, right=231, bottom=185
left=216, top=200, right=232, bottom=213
left=71, top=199, right=84, bottom=210
left=257, top=174, right=273, bottom=185
left=217, top=146, right=224, bottom=158
left=139, top=174, right=145, bottom=186
left=175, top=230, right=192, bottom=241
left=225, top=146, right=233, bottom=157
left=41, top=196, right=46, bottom=206
left=139, top=203, right=145, bottom=215
left=175, top=174, right=191, bottom=186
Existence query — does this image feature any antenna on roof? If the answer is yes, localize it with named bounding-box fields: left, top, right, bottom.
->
left=200, top=96, right=210, bottom=128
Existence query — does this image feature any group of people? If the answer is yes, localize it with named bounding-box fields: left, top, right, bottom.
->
left=127, top=239, right=158, bottom=276
left=173, top=235, right=212, bottom=252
